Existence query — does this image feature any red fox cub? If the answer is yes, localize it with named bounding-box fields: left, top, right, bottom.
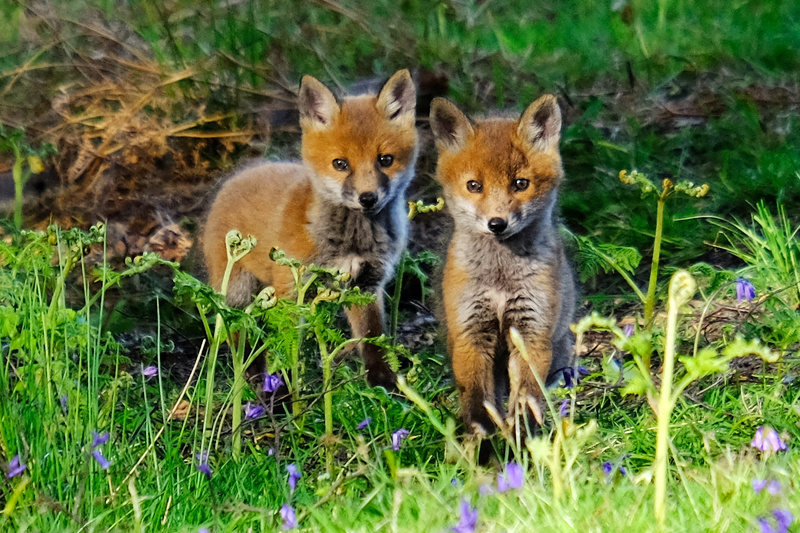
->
left=429, top=94, right=576, bottom=432
left=203, top=70, right=419, bottom=389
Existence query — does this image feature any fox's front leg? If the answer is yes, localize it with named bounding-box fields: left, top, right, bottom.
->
left=344, top=291, right=397, bottom=389
left=449, top=325, right=499, bottom=434
left=504, top=286, right=559, bottom=427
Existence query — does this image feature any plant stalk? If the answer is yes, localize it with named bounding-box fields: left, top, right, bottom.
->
left=654, top=270, right=696, bottom=528
left=644, top=193, right=667, bottom=323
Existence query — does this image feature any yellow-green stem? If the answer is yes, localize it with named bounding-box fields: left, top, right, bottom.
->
left=230, top=330, right=246, bottom=461
left=654, top=270, right=696, bottom=528
left=316, top=325, right=334, bottom=474
left=644, top=195, right=666, bottom=323
left=12, top=147, right=24, bottom=231
left=390, top=254, right=406, bottom=339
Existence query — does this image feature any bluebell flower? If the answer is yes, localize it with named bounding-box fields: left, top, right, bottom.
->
left=286, top=464, right=301, bottom=492
left=736, top=278, right=756, bottom=302
left=91, top=430, right=109, bottom=449
left=603, top=459, right=628, bottom=479
left=562, top=365, right=589, bottom=388
left=773, top=510, right=793, bottom=532
left=141, top=365, right=158, bottom=378
left=559, top=400, right=570, bottom=418
left=751, top=426, right=787, bottom=453
left=244, top=402, right=266, bottom=419
left=263, top=373, right=284, bottom=393
left=357, top=417, right=372, bottom=430
left=195, top=451, right=212, bottom=478
left=623, top=323, right=635, bottom=337
left=451, top=498, right=478, bottom=533
left=497, top=462, right=523, bottom=492
left=753, top=479, right=781, bottom=495
left=757, top=509, right=793, bottom=533
left=7, top=455, right=26, bottom=478
left=92, top=450, right=111, bottom=470
left=280, top=504, right=297, bottom=530
left=59, top=394, right=68, bottom=415
left=391, top=429, right=410, bottom=451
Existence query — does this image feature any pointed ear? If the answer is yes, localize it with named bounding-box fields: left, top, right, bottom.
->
left=376, top=69, right=416, bottom=125
left=298, top=75, right=340, bottom=130
left=429, top=98, right=473, bottom=152
left=516, top=94, right=561, bottom=151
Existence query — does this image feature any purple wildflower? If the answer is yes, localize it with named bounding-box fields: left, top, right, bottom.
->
left=751, top=426, right=787, bottom=453
left=7, top=455, right=26, bottom=478
left=773, top=510, right=793, bottom=532
left=280, top=504, right=297, bottom=530
left=757, top=509, right=793, bottom=533
left=263, top=373, right=284, bottom=394
left=286, top=464, right=301, bottom=492
left=357, top=417, right=372, bottom=430
left=391, top=428, right=410, bottom=451
left=603, top=458, right=629, bottom=479
left=244, top=402, right=266, bottom=420
left=92, top=450, right=111, bottom=470
left=141, top=365, right=158, bottom=378
left=91, top=430, right=109, bottom=449
left=195, top=451, right=212, bottom=478
left=623, top=323, right=635, bottom=337
left=199, top=529, right=210, bottom=533
left=753, top=479, right=781, bottom=495
left=497, top=461, right=524, bottom=492
left=59, top=394, right=68, bottom=415
left=451, top=498, right=478, bottom=533
left=559, top=400, right=570, bottom=418
left=736, top=278, right=756, bottom=302
left=562, top=365, right=589, bottom=388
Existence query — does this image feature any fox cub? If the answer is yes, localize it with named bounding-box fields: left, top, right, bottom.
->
left=203, top=70, right=419, bottom=389
left=429, top=94, right=576, bottom=432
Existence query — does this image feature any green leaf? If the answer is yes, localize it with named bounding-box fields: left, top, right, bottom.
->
left=680, top=347, right=727, bottom=379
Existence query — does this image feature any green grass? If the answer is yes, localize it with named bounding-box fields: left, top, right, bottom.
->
left=2, top=1, right=800, bottom=531
left=1, top=221, right=799, bottom=532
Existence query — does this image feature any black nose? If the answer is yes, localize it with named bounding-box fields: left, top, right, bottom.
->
left=359, top=192, right=378, bottom=209
left=488, top=218, right=508, bottom=234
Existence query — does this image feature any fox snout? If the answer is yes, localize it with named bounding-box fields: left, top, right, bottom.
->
left=487, top=217, right=508, bottom=234
left=359, top=192, right=378, bottom=209
left=342, top=168, right=391, bottom=211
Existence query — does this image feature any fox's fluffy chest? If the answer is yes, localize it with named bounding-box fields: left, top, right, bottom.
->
left=308, top=199, right=405, bottom=291
left=451, top=228, right=560, bottom=330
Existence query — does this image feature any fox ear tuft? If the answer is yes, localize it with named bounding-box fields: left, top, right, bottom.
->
left=377, top=70, right=416, bottom=124
left=298, top=75, right=340, bottom=130
left=517, top=94, right=561, bottom=151
left=429, top=98, right=473, bottom=152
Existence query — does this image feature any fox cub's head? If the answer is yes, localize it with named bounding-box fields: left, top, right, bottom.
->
left=298, top=70, right=419, bottom=213
left=429, top=95, right=563, bottom=237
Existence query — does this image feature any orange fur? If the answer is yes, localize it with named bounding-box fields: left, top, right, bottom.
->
left=431, top=94, right=576, bottom=433
left=203, top=70, right=419, bottom=389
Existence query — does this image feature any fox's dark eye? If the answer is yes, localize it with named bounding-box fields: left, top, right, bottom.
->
left=378, top=154, right=394, bottom=168
left=466, top=180, right=483, bottom=193
left=513, top=178, right=529, bottom=191
left=332, top=158, right=350, bottom=172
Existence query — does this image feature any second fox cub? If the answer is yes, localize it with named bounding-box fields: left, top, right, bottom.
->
left=430, top=94, right=576, bottom=432
left=203, top=70, right=419, bottom=389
